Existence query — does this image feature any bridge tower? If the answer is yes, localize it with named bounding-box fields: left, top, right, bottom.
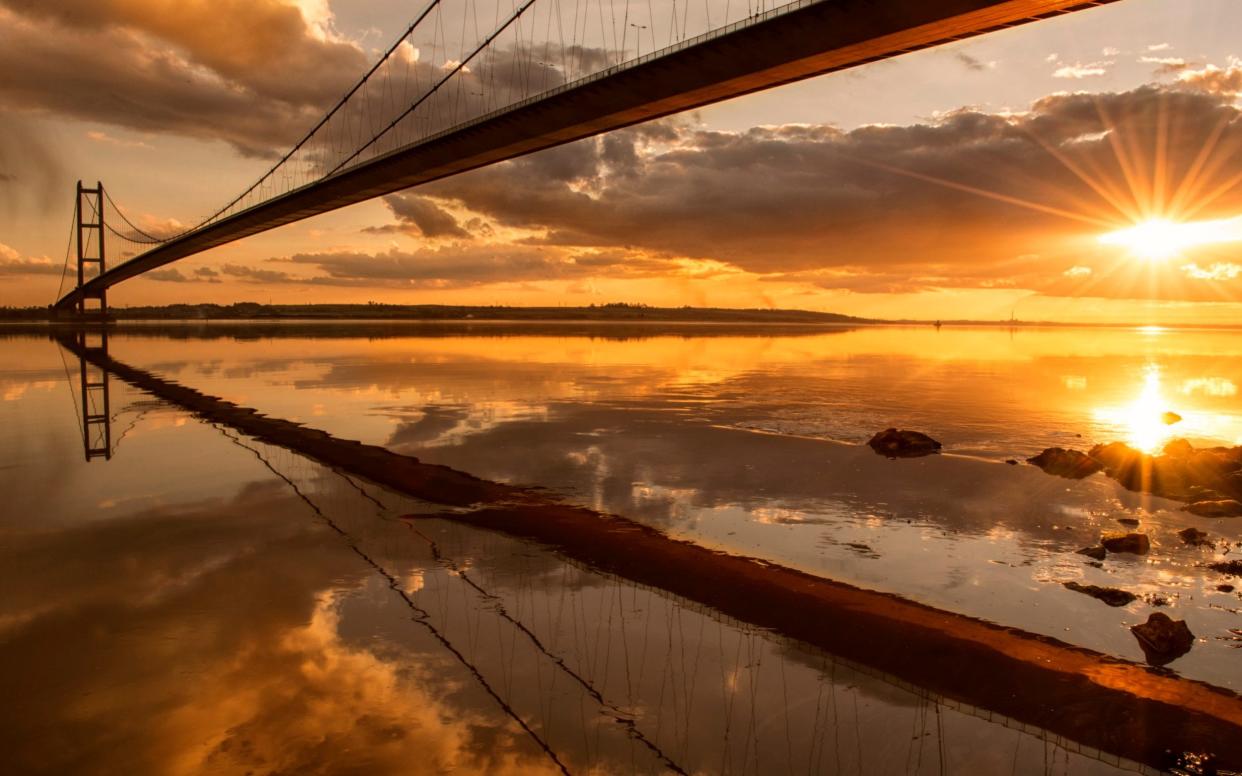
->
left=74, top=180, right=108, bottom=319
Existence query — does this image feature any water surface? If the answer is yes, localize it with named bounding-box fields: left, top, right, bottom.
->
left=5, top=323, right=1240, bottom=774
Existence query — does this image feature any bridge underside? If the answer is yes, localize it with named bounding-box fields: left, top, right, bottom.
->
left=54, top=0, right=1116, bottom=311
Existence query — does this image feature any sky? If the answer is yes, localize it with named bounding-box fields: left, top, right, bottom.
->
left=2, top=0, right=1242, bottom=323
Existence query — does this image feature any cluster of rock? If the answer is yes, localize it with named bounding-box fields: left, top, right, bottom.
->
left=1026, top=447, right=1102, bottom=479
left=1028, top=438, right=1242, bottom=516
left=1018, top=441, right=1231, bottom=667
left=863, top=429, right=1235, bottom=667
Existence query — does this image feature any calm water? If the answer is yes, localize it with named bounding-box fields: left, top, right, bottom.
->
left=4, top=322, right=1241, bottom=775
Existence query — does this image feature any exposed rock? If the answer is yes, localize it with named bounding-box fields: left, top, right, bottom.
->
left=1101, top=532, right=1150, bottom=555
left=1186, top=484, right=1222, bottom=501
left=1162, top=411, right=1183, bottom=425
left=1063, top=581, right=1137, bottom=607
left=1088, top=439, right=1242, bottom=503
left=866, top=428, right=942, bottom=458
left=1089, top=442, right=1187, bottom=499
left=1130, top=612, right=1195, bottom=666
left=1210, top=560, right=1242, bottom=576
left=1026, top=447, right=1103, bottom=479
left=1218, top=584, right=1236, bottom=593
left=1004, top=459, right=1019, bottom=466
left=844, top=542, right=880, bottom=559
left=1116, top=517, right=1140, bottom=527
left=1076, top=545, right=1107, bottom=561
left=1163, top=438, right=1194, bottom=457
left=1185, top=499, right=1242, bottom=517
left=1178, top=527, right=1211, bottom=546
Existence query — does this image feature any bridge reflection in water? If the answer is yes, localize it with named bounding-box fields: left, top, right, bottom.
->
left=55, top=334, right=1159, bottom=775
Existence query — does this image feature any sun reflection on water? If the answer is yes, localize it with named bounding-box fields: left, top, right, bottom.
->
left=1093, top=365, right=1180, bottom=454
left=1090, top=365, right=1242, bottom=453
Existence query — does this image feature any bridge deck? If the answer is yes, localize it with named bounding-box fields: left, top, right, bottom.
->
left=54, top=0, right=1116, bottom=311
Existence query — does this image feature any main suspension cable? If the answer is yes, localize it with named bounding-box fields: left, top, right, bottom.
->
left=102, top=188, right=168, bottom=244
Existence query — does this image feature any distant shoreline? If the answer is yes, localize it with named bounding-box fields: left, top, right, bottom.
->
left=4, top=302, right=1242, bottom=330
left=4, top=302, right=867, bottom=325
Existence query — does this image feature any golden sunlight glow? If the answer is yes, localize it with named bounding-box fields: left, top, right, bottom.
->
left=1097, top=216, right=1242, bottom=261
left=1093, top=365, right=1184, bottom=454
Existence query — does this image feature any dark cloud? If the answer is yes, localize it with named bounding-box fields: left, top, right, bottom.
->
left=146, top=263, right=298, bottom=284
left=0, top=1, right=365, bottom=156
left=220, top=263, right=296, bottom=283
left=145, top=266, right=222, bottom=283
left=0, top=1, right=619, bottom=166
left=954, top=52, right=991, bottom=71
left=374, top=193, right=469, bottom=239
left=0, top=0, right=364, bottom=104
left=396, top=80, right=1242, bottom=299
left=285, top=244, right=681, bottom=288
left=146, top=268, right=195, bottom=283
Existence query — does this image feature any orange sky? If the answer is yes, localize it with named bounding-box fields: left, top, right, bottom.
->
left=2, top=0, right=1242, bottom=322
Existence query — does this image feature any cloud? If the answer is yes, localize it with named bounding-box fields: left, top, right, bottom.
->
left=1142, top=56, right=1195, bottom=78
left=372, top=193, right=470, bottom=239
left=85, top=130, right=152, bottom=150
left=1148, top=43, right=1172, bottom=52
left=219, top=263, right=298, bottom=283
left=386, top=80, right=1242, bottom=299
left=1052, top=60, right=1113, bottom=78
left=1177, top=58, right=1242, bottom=94
left=954, top=52, right=994, bottom=72
left=0, top=2, right=619, bottom=164
left=0, top=243, right=61, bottom=276
left=1140, top=56, right=1186, bottom=67
left=1181, top=262, right=1242, bottom=281
left=145, top=268, right=195, bottom=283
left=286, top=244, right=683, bottom=288
left=145, top=266, right=223, bottom=283
left=145, top=264, right=300, bottom=284
left=2, top=0, right=366, bottom=108
left=0, top=1, right=367, bottom=156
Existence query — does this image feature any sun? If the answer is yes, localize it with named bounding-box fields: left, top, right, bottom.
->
left=1098, top=219, right=1192, bottom=261
left=1098, top=216, right=1242, bottom=261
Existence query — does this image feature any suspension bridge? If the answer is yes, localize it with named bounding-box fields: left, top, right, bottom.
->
left=53, top=0, right=1118, bottom=315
